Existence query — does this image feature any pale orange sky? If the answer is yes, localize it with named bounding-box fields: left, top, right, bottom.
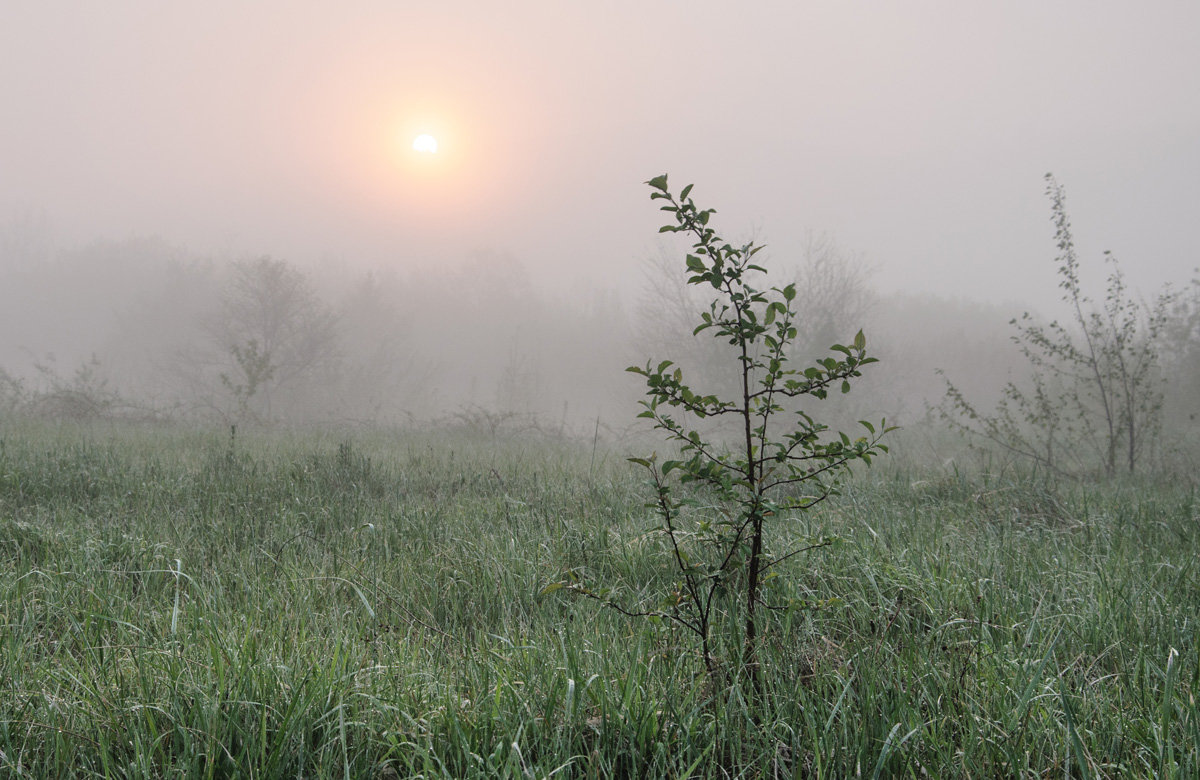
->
left=2, top=1, right=1198, bottom=313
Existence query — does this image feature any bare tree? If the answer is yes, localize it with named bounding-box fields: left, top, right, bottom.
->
left=790, top=233, right=875, bottom=360
left=208, top=257, right=339, bottom=422
left=636, top=232, right=875, bottom=405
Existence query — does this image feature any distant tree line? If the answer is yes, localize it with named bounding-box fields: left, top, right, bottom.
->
left=1, top=181, right=1198, bottom=477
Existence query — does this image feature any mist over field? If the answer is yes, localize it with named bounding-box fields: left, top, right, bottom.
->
left=0, top=225, right=1012, bottom=422
left=3, top=214, right=1197, bottom=468
left=5, top=7, right=1200, bottom=776
left=2, top=2, right=1198, bottom=460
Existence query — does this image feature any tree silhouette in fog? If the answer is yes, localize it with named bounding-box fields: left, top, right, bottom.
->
left=211, top=257, right=339, bottom=422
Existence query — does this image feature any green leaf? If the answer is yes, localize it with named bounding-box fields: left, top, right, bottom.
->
left=539, top=582, right=565, bottom=595
left=647, top=174, right=669, bottom=191
left=680, top=183, right=694, bottom=200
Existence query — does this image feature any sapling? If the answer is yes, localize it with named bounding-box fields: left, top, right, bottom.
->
left=940, top=174, right=1177, bottom=477
left=548, top=175, right=892, bottom=686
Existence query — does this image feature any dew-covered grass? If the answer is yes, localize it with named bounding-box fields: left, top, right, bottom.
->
left=1, top=420, right=1197, bottom=777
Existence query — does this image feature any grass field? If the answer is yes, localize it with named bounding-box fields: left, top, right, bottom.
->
left=1, top=420, right=1197, bottom=778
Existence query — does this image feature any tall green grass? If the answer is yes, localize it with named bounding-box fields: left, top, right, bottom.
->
left=1, top=420, right=1197, bottom=777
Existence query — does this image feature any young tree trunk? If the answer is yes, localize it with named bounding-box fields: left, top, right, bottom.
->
left=743, top=512, right=764, bottom=692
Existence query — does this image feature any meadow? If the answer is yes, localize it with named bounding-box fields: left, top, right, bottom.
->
left=1, top=420, right=1197, bottom=778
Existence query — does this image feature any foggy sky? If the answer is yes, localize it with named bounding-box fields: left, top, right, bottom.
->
left=2, top=2, right=1198, bottom=316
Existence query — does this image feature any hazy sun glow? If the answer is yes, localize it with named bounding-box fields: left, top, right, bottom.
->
left=412, top=133, right=438, bottom=153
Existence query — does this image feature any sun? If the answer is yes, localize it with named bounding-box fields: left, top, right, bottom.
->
left=412, top=134, right=438, bottom=154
